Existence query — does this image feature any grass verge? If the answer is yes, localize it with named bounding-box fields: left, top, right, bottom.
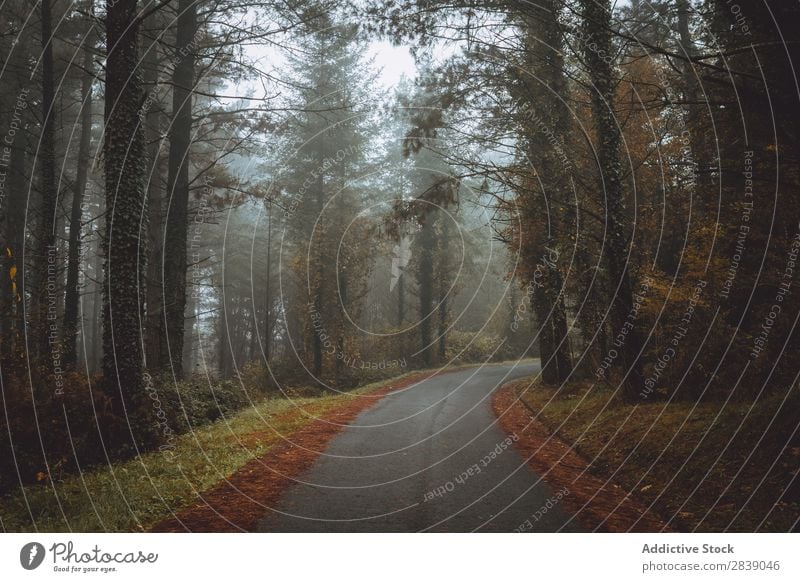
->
left=0, top=370, right=437, bottom=533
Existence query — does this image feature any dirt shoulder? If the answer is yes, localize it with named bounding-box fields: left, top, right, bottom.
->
left=493, top=380, right=670, bottom=532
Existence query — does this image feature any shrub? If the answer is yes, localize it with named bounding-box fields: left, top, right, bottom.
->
left=0, top=366, right=119, bottom=493
left=156, top=375, right=254, bottom=433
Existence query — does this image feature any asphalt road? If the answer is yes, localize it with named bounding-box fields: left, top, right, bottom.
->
left=257, top=361, right=583, bottom=532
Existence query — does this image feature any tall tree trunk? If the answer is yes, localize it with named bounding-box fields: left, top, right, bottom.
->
left=437, top=211, right=450, bottom=362
left=33, top=0, right=58, bottom=362
left=335, top=273, right=347, bottom=384
left=0, top=97, right=26, bottom=360
left=264, top=197, right=273, bottom=362
left=516, top=2, right=573, bottom=384
left=418, top=213, right=435, bottom=367
left=161, top=0, right=197, bottom=378
left=218, top=307, right=231, bottom=378
left=9, top=128, right=30, bottom=344
left=143, top=11, right=166, bottom=371
left=397, top=265, right=405, bottom=327
left=532, top=272, right=572, bottom=384
left=182, top=284, right=196, bottom=374
left=575, top=243, right=606, bottom=375
left=63, top=32, right=95, bottom=368
left=580, top=0, right=643, bottom=400
left=311, top=290, right=323, bottom=378
left=89, top=241, right=102, bottom=372
left=103, top=0, right=153, bottom=443
left=9, top=132, right=28, bottom=346
left=0, top=219, right=13, bottom=362
left=677, top=0, right=712, bottom=197
left=311, top=168, right=325, bottom=379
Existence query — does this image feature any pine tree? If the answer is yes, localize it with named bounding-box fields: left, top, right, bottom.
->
left=278, top=5, right=377, bottom=384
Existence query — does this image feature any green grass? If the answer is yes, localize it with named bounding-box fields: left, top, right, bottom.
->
left=513, top=378, right=799, bottom=532
left=0, top=371, right=429, bottom=533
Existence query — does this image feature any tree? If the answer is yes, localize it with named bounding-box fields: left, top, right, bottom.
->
left=31, top=0, right=59, bottom=361
left=279, top=5, right=378, bottom=384
left=512, top=2, right=574, bottom=384
left=389, top=140, right=460, bottom=368
left=0, top=1, right=33, bottom=362
left=142, top=8, right=168, bottom=373
left=102, top=0, right=153, bottom=444
left=416, top=203, right=436, bottom=367
left=63, top=14, right=97, bottom=368
left=160, top=0, right=198, bottom=379
left=579, top=0, right=644, bottom=400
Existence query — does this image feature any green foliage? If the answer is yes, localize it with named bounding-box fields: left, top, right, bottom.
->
left=158, top=376, right=253, bottom=431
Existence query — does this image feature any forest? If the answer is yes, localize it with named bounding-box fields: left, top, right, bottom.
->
left=0, top=0, right=797, bottom=533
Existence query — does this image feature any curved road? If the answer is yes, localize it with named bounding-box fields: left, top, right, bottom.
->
left=257, top=361, right=582, bottom=532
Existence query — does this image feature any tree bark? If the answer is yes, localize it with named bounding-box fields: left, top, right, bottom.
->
left=11, top=132, right=26, bottom=345
left=677, top=0, right=712, bottom=197
left=33, top=0, right=59, bottom=362
left=264, top=197, right=273, bottom=362
left=397, top=264, right=405, bottom=327
left=63, top=31, right=95, bottom=368
left=143, top=10, right=166, bottom=371
left=103, top=0, right=152, bottom=440
left=580, top=0, right=644, bottom=400
left=88, top=242, right=102, bottom=371
left=218, top=305, right=232, bottom=378
left=182, top=282, right=196, bottom=373
left=160, top=0, right=197, bottom=378
left=311, top=161, right=325, bottom=379
left=418, top=212, right=435, bottom=367
left=0, top=83, right=27, bottom=361
left=437, top=211, right=450, bottom=362
left=516, top=1, right=573, bottom=384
